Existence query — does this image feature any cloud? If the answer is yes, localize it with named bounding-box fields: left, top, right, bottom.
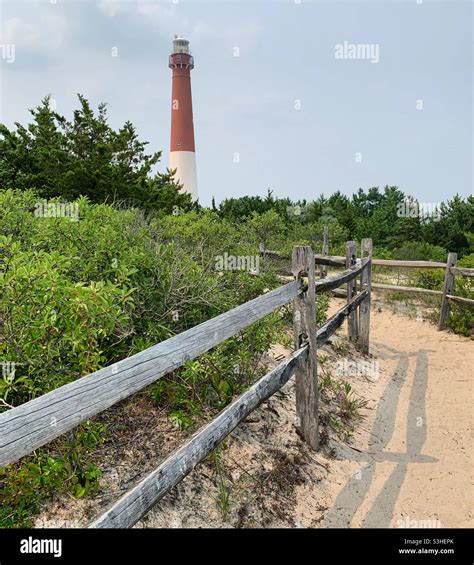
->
left=0, top=17, right=35, bottom=45
left=96, top=0, right=126, bottom=18
left=96, top=1, right=260, bottom=53
left=97, top=0, right=175, bottom=20
left=0, top=13, right=68, bottom=52
left=189, top=19, right=260, bottom=51
left=97, top=0, right=186, bottom=36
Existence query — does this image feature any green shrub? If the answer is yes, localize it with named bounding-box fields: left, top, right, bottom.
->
left=389, top=241, right=448, bottom=262
left=445, top=273, right=474, bottom=336
left=0, top=190, right=287, bottom=526
left=0, top=235, right=133, bottom=406
left=151, top=312, right=285, bottom=420
left=0, top=421, right=107, bottom=527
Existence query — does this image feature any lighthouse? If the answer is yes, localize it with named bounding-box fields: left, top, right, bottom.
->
left=169, top=36, right=198, bottom=200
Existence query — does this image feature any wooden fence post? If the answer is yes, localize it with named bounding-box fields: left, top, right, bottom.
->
left=438, top=252, right=457, bottom=330
left=320, top=226, right=329, bottom=279
left=292, top=246, right=319, bottom=450
left=358, top=238, right=372, bottom=354
left=346, top=241, right=358, bottom=342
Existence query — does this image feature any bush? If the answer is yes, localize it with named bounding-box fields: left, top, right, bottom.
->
left=151, top=312, right=285, bottom=421
left=445, top=254, right=474, bottom=336
left=389, top=241, right=448, bottom=262
left=0, top=191, right=283, bottom=409
left=0, top=421, right=107, bottom=527
left=0, top=189, right=286, bottom=526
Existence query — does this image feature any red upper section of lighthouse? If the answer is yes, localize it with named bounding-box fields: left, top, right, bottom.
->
left=169, top=52, right=194, bottom=70
left=169, top=37, right=196, bottom=153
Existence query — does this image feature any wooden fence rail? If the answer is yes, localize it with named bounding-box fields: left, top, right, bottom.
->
left=371, top=282, right=443, bottom=296
left=91, top=346, right=309, bottom=528
left=371, top=259, right=447, bottom=269
left=0, top=241, right=373, bottom=528
left=259, top=231, right=473, bottom=333
left=0, top=280, right=302, bottom=467
left=446, top=294, right=474, bottom=307
left=261, top=249, right=448, bottom=270
left=450, top=267, right=474, bottom=278
left=91, top=288, right=369, bottom=528
left=315, top=258, right=369, bottom=293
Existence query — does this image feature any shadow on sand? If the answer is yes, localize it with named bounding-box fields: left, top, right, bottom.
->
left=320, top=343, right=437, bottom=528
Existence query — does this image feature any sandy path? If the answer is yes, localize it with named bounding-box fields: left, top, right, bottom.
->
left=135, top=303, right=472, bottom=529
left=35, top=302, right=472, bottom=529
left=319, top=304, right=473, bottom=528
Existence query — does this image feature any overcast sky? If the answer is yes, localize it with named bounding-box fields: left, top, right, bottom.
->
left=0, top=0, right=472, bottom=206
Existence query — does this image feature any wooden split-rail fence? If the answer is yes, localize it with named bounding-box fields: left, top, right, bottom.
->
left=260, top=231, right=474, bottom=331
left=0, top=241, right=374, bottom=529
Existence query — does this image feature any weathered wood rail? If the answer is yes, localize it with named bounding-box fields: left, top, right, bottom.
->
left=260, top=232, right=473, bottom=333
left=437, top=254, right=474, bottom=329
left=0, top=243, right=373, bottom=528
left=91, top=346, right=309, bottom=528
left=91, top=288, right=369, bottom=529
left=0, top=280, right=301, bottom=467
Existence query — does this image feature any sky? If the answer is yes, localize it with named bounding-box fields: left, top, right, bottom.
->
left=0, top=0, right=472, bottom=207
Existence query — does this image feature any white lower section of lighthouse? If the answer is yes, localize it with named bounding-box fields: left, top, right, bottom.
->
left=170, top=151, right=198, bottom=201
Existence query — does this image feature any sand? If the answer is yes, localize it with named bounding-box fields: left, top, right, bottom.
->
left=34, top=300, right=473, bottom=529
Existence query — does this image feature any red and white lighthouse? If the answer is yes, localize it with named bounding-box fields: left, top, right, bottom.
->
left=169, top=36, right=198, bottom=200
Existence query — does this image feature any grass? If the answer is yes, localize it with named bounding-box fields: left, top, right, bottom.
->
left=208, top=444, right=232, bottom=521
left=318, top=347, right=369, bottom=445
left=338, top=381, right=370, bottom=421
left=331, top=339, right=351, bottom=357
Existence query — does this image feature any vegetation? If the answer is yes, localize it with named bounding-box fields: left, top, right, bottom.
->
left=0, top=96, right=472, bottom=526
left=0, top=189, right=287, bottom=527
left=208, top=444, right=233, bottom=521
left=0, top=95, right=194, bottom=214
left=0, top=421, right=107, bottom=527
left=318, top=345, right=370, bottom=446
